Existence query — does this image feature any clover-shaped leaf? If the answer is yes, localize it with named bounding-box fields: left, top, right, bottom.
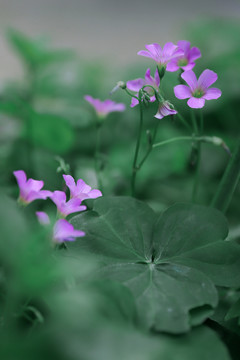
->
left=71, top=197, right=240, bottom=333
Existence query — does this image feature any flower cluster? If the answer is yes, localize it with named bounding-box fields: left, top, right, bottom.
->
left=13, top=171, right=102, bottom=243
left=125, top=39, right=221, bottom=111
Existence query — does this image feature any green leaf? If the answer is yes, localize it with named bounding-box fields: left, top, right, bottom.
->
left=7, top=28, right=74, bottom=69
left=225, top=298, right=240, bottom=323
left=26, top=112, right=74, bottom=154
left=70, top=197, right=239, bottom=333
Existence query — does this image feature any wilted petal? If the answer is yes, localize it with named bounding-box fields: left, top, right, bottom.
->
left=154, top=101, right=177, bottom=120
left=181, top=70, right=198, bottom=91
left=198, top=69, right=218, bottom=90
left=187, top=97, right=205, bottom=108
left=174, top=85, right=192, bottom=99
left=203, top=88, right=222, bottom=100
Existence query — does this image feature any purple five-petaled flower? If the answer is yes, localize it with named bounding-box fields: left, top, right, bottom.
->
left=137, top=42, right=184, bottom=68
left=36, top=211, right=84, bottom=243
left=63, top=175, right=102, bottom=201
left=126, top=68, right=160, bottom=107
left=174, top=69, right=222, bottom=108
left=155, top=101, right=177, bottom=120
left=13, top=170, right=51, bottom=205
left=49, top=191, right=87, bottom=217
left=167, top=40, right=201, bottom=72
left=84, top=95, right=125, bottom=118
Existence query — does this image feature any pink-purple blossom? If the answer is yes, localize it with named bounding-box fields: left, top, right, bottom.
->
left=154, top=101, right=177, bottom=120
left=137, top=43, right=184, bottom=68
left=126, top=68, right=160, bottom=107
left=174, top=69, right=222, bottom=108
left=84, top=95, right=125, bottom=118
left=54, top=219, right=85, bottom=243
left=63, top=175, right=102, bottom=201
left=49, top=191, right=86, bottom=217
left=167, top=40, right=201, bottom=72
left=36, top=211, right=84, bottom=242
left=13, top=170, right=51, bottom=205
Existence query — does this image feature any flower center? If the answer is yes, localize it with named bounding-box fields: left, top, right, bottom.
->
left=178, top=58, right=188, bottom=67
left=193, top=88, right=205, bottom=98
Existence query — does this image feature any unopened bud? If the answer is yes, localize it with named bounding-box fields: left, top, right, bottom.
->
left=110, top=81, right=126, bottom=95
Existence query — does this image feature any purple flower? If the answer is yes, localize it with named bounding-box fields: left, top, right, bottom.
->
left=63, top=175, right=102, bottom=201
left=174, top=69, right=222, bottom=108
left=126, top=68, right=160, bottom=107
left=36, top=211, right=50, bottom=225
left=137, top=43, right=184, bottom=68
left=84, top=95, right=125, bottom=118
left=53, top=219, right=85, bottom=243
left=154, top=101, right=177, bottom=120
left=49, top=191, right=87, bottom=217
left=13, top=170, right=51, bottom=205
left=167, top=40, right=201, bottom=72
left=36, top=211, right=84, bottom=243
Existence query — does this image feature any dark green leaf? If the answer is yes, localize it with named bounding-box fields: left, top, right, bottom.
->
left=71, top=197, right=238, bottom=333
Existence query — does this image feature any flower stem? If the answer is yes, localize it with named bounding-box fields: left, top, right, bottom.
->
left=191, top=110, right=201, bottom=203
left=153, top=136, right=215, bottom=149
left=138, top=121, right=160, bottom=169
left=176, top=112, right=192, bottom=132
left=95, top=121, right=103, bottom=191
left=211, top=139, right=240, bottom=213
left=131, top=100, right=144, bottom=197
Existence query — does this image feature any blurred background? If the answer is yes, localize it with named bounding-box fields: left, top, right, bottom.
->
left=0, top=0, right=240, bottom=79
left=1, top=2, right=240, bottom=360
left=0, top=0, right=240, bottom=213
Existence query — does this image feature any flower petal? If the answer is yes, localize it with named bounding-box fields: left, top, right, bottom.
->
left=178, top=40, right=191, bottom=52
left=145, top=43, right=163, bottom=58
left=198, top=69, right=218, bottom=90
left=202, top=88, right=222, bottom=100
left=181, top=70, right=198, bottom=91
left=130, top=97, right=139, bottom=107
left=137, top=50, right=155, bottom=59
left=174, top=85, right=192, bottom=99
left=13, top=170, right=27, bottom=188
left=189, top=47, right=201, bottom=61
left=54, top=219, right=85, bottom=243
left=36, top=211, right=50, bottom=225
left=163, top=42, right=178, bottom=56
left=166, top=60, right=179, bottom=72
left=187, top=97, right=205, bottom=108
left=127, top=78, right=145, bottom=92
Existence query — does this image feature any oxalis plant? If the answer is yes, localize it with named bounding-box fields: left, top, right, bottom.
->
left=1, top=33, right=240, bottom=360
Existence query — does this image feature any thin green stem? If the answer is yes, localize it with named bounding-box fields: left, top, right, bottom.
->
left=191, top=110, right=201, bottom=203
left=131, top=100, right=144, bottom=197
left=176, top=112, right=192, bottom=132
left=153, top=136, right=205, bottom=148
left=138, top=121, right=160, bottom=169
left=211, top=139, right=240, bottom=213
left=95, top=122, right=103, bottom=191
